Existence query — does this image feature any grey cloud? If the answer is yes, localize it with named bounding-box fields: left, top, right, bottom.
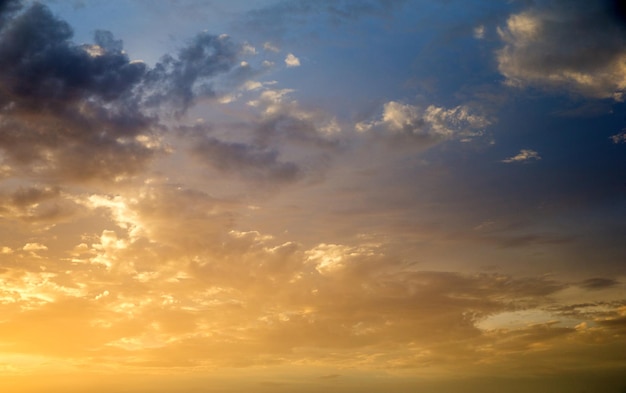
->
left=142, top=32, right=239, bottom=111
left=0, top=185, right=77, bottom=222
left=0, top=0, right=21, bottom=26
left=0, top=4, right=146, bottom=107
left=9, top=185, right=60, bottom=207
left=0, top=2, right=246, bottom=182
left=0, top=3, right=156, bottom=181
left=255, top=114, right=342, bottom=151
left=497, top=0, right=626, bottom=99
left=579, top=277, right=619, bottom=290
left=191, top=136, right=302, bottom=184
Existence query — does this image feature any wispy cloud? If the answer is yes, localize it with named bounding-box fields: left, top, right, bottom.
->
left=502, top=149, right=541, bottom=163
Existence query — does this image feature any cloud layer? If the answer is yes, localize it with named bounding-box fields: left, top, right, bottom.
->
left=0, top=1, right=624, bottom=392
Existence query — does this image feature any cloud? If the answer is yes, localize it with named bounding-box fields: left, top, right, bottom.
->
left=473, top=25, right=485, bottom=39
left=497, top=0, right=626, bottom=100
left=190, top=136, right=302, bottom=184
left=22, top=242, right=47, bottom=251
left=502, top=149, right=541, bottom=163
left=285, top=53, right=300, bottom=67
left=356, top=101, right=489, bottom=145
left=0, top=185, right=78, bottom=223
left=263, top=41, right=280, bottom=52
left=142, top=32, right=241, bottom=111
left=0, top=3, right=158, bottom=182
left=578, top=277, right=619, bottom=290
left=610, top=130, right=626, bottom=143
left=0, top=2, right=250, bottom=183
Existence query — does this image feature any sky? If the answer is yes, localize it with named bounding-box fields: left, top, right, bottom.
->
left=0, top=0, right=625, bottom=392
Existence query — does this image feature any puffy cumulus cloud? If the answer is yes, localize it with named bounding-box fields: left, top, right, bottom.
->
left=497, top=0, right=626, bottom=100
left=285, top=53, right=300, bottom=67
left=22, top=242, right=47, bottom=251
left=356, top=101, right=490, bottom=144
left=502, top=149, right=541, bottom=163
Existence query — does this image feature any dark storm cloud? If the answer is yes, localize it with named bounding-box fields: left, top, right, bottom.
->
left=0, top=0, right=20, bottom=24
left=0, top=4, right=146, bottom=107
left=0, top=2, right=154, bottom=181
left=497, top=0, right=626, bottom=99
left=0, top=2, right=243, bottom=182
left=0, top=0, right=20, bottom=22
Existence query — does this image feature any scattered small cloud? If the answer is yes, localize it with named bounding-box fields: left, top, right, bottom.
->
left=473, top=25, right=485, bottom=39
left=241, top=42, right=256, bottom=55
left=263, top=41, right=280, bottom=52
left=610, top=130, right=626, bottom=144
left=502, top=149, right=541, bottom=163
left=285, top=53, right=301, bottom=67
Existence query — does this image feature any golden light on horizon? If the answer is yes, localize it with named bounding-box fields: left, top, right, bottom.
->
left=0, top=0, right=625, bottom=392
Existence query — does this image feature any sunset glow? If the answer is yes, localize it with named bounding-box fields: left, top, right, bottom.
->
left=0, top=1, right=625, bottom=392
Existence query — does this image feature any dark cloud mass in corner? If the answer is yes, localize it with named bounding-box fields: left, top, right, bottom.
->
left=0, top=1, right=243, bottom=182
left=0, top=2, right=151, bottom=181
left=497, top=0, right=626, bottom=99
left=0, top=0, right=21, bottom=23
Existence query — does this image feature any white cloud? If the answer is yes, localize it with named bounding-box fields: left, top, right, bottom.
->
left=357, top=101, right=489, bottom=143
left=610, top=130, right=626, bottom=144
left=23, top=243, right=48, bottom=251
left=263, top=42, right=280, bottom=52
left=502, top=149, right=541, bottom=163
left=285, top=53, right=301, bottom=67
left=241, top=43, right=256, bottom=55
left=473, top=25, right=485, bottom=39
left=243, top=80, right=263, bottom=91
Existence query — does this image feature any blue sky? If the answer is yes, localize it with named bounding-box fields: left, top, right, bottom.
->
left=0, top=1, right=625, bottom=392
